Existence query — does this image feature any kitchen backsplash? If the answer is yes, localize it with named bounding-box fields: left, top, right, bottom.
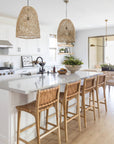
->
left=0, top=55, right=64, bottom=70
left=0, top=55, right=21, bottom=69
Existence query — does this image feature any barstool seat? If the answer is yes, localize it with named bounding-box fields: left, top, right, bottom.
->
left=16, top=101, right=36, bottom=115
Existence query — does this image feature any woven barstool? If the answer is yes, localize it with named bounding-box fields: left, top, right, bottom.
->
left=93, top=74, right=107, bottom=117
left=80, top=77, right=96, bottom=128
left=16, top=86, right=61, bottom=144
left=59, top=80, right=81, bottom=142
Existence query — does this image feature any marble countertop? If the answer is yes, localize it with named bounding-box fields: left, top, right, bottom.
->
left=0, top=71, right=102, bottom=94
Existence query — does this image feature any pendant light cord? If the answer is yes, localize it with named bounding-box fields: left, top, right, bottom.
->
left=27, top=0, right=30, bottom=20
left=105, top=19, right=108, bottom=46
left=66, top=2, right=68, bottom=19
left=27, top=0, right=29, bottom=6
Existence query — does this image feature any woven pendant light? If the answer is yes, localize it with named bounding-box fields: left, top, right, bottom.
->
left=16, top=0, right=40, bottom=39
left=57, top=0, right=75, bottom=45
left=57, top=18, right=75, bottom=43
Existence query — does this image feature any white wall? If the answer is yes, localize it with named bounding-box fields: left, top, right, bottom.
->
left=0, top=16, right=61, bottom=69
left=73, top=27, right=114, bottom=68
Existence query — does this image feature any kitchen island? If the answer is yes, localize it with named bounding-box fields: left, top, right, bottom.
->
left=0, top=71, right=101, bottom=144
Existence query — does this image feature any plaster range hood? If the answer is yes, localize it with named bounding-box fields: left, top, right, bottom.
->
left=0, top=40, right=13, bottom=48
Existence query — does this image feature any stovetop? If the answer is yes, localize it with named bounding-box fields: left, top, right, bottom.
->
left=0, top=67, right=11, bottom=70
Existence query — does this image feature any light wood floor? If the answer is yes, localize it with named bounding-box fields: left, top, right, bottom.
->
left=40, top=86, right=114, bottom=144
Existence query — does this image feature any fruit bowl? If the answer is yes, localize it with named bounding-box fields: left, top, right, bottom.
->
left=58, top=68, right=67, bottom=74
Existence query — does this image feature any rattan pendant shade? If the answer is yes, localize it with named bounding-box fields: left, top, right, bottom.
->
left=57, top=18, right=75, bottom=43
left=57, top=0, right=75, bottom=44
left=16, top=6, right=40, bottom=39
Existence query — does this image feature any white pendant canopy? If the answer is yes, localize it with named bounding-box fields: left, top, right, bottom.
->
left=16, top=0, right=40, bottom=39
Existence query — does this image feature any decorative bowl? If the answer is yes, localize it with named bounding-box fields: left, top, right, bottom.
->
left=65, top=65, right=81, bottom=73
left=58, top=68, right=67, bottom=74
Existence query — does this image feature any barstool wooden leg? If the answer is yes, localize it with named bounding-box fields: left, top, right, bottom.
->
left=96, top=88, right=100, bottom=118
left=60, top=104, right=63, bottom=124
left=63, top=102, right=68, bottom=142
left=81, top=97, right=83, bottom=112
left=92, top=90, right=96, bottom=121
left=103, top=85, right=107, bottom=112
left=89, top=92, right=91, bottom=107
left=56, top=103, right=61, bottom=144
left=82, top=94, right=87, bottom=128
left=17, top=111, right=21, bottom=144
left=39, top=112, right=41, bottom=128
left=46, top=109, right=49, bottom=131
left=77, top=94, right=81, bottom=131
left=35, top=113, right=40, bottom=144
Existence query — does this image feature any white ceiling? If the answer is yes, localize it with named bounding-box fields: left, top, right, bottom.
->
left=0, top=0, right=114, bottom=30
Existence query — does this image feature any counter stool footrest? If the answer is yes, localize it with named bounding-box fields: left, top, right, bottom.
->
left=100, top=102, right=106, bottom=104
left=40, top=127, right=58, bottom=139
left=40, top=126, right=47, bottom=131
left=67, top=114, right=79, bottom=123
left=68, top=103, right=77, bottom=108
left=47, top=122, right=57, bottom=127
left=85, top=106, right=94, bottom=111
left=48, top=113, right=56, bottom=119
left=67, top=111, right=76, bottom=116
left=20, top=123, right=36, bottom=133
left=19, top=138, right=28, bottom=144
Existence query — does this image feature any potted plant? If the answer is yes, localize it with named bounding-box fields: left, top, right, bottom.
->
left=100, top=64, right=109, bottom=71
left=59, top=48, right=65, bottom=53
left=62, top=55, right=83, bottom=73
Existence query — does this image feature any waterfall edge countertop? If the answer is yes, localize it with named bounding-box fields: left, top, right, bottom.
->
left=0, top=71, right=102, bottom=94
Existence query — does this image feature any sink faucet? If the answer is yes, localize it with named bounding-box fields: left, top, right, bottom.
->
left=35, top=56, right=45, bottom=74
left=35, top=56, right=43, bottom=64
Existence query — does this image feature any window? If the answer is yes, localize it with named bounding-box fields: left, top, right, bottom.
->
left=49, top=34, right=57, bottom=62
left=89, top=37, right=104, bottom=69
left=88, top=35, right=114, bottom=69
left=105, top=40, right=114, bottom=64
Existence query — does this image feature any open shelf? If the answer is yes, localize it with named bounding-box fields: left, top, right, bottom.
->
left=58, top=53, right=73, bottom=55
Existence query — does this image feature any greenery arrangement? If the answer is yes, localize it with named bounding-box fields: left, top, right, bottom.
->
left=101, top=64, right=114, bottom=71
left=62, top=55, right=83, bottom=65
left=100, top=64, right=109, bottom=68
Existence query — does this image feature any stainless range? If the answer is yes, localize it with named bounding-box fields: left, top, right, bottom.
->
left=0, top=67, right=15, bottom=81
left=0, top=67, right=14, bottom=76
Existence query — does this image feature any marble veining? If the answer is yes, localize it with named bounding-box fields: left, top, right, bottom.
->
left=0, top=71, right=102, bottom=94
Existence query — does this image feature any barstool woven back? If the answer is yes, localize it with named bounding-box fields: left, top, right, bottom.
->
left=83, top=77, right=96, bottom=92
left=97, top=74, right=106, bottom=87
left=36, top=86, right=59, bottom=110
left=64, top=80, right=81, bottom=100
